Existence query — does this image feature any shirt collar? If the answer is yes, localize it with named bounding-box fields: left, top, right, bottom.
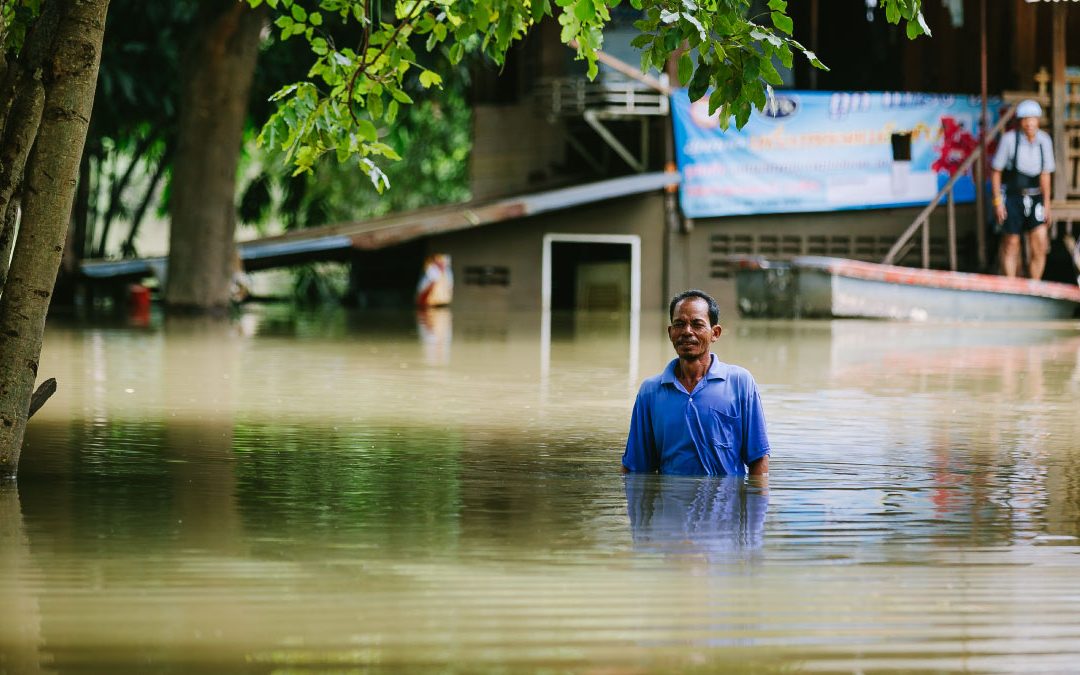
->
left=660, top=353, right=727, bottom=384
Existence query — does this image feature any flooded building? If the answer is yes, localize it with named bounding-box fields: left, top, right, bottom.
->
left=331, top=0, right=1080, bottom=312
left=84, top=1, right=1080, bottom=313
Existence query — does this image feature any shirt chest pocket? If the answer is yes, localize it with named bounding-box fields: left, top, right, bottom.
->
left=708, top=407, right=742, bottom=452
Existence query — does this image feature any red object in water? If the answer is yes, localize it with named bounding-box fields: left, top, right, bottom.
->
left=129, top=284, right=151, bottom=317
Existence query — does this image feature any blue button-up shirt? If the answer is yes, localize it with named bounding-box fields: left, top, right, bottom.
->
left=622, top=354, right=770, bottom=476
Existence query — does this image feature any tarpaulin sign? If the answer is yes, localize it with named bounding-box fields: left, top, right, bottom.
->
left=671, top=90, right=999, bottom=218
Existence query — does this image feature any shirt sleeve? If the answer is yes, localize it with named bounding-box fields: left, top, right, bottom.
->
left=1041, top=133, right=1056, bottom=173
left=741, top=379, right=771, bottom=465
left=990, top=131, right=1011, bottom=172
left=622, top=388, right=659, bottom=473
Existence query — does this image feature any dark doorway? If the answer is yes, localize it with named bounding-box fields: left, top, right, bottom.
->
left=549, top=241, right=632, bottom=311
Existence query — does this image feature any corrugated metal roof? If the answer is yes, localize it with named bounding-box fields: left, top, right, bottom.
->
left=80, top=171, right=679, bottom=280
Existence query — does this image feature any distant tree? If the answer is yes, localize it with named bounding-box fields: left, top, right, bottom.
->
left=164, top=1, right=267, bottom=312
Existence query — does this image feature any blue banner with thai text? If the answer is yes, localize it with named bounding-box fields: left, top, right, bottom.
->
left=671, top=90, right=1000, bottom=218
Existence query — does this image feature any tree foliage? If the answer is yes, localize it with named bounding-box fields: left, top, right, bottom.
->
left=248, top=0, right=926, bottom=189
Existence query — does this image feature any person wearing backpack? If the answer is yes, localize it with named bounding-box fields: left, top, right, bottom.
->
left=991, top=99, right=1056, bottom=279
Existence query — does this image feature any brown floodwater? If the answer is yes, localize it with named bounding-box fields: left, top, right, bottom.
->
left=4, top=305, right=1080, bottom=673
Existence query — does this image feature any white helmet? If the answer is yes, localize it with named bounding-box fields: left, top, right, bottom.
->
left=1016, top=99, right=1043, bottom=119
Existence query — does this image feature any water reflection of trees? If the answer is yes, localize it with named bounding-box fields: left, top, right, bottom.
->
left=0, top=485, right=44, bottom=673
left=231, top=424, right=465, bottom=556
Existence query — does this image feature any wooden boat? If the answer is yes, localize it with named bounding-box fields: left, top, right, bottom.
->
left=732, top=256, right=1080, bottom=321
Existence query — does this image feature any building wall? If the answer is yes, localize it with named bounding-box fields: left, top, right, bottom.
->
left=470, top=105, right=568, bottom=201
left=426, top=192, right=668, bottom=311
left=424, top=194, right=979, bottom=315
left=675, top=204, right=981, bottom=314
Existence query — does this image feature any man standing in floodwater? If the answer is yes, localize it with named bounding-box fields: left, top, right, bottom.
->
left=622, top=290, right=770, bottom=476
left=991, top=99, right=1055, bottom=279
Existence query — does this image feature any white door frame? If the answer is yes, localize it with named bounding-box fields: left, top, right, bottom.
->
left=539, top=233, right=641, bottom=390
left=540, top=233, right=641, bottom=313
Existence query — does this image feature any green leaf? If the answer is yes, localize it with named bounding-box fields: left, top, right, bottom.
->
left=770, top=11, right=793, bottom=35
left=368, top=92, right=384, bottom=120
left=803, top=49, right=828, bottom=71
left=573, top=0, right=595, bottom=23
left=778, top=43, right=793, bottom=69
left=743, top=55, right=760, bottom=82
left=885, top=1, right=900, bottom=23
left=767, top=0, right=787, bottom=10
left=708, top=88, right=725, bottom=115
left=677, top=52, right=693, bottom=85
left=309, top=11, right=322, bottom=26
left=759, top=55, right=783, bottom=85
left=532, top=0, right=552, bottom=22
left=391, top=89, right=413, bottom=103
left=356, top=118, right=377, bottom=142
left=663, top=28, right=680, bottom=52
left=370, top=141, right=402, bottom=161
left=419, top=70, right=442, bottom=88
left=687, top=62, right=710, bottom=101
left=449, top=42, right=465, bottom=64
left=291, top=4, right=307, bottom=22
left=735, top=100, right=752, bottom=128
left=749, top=81, right=767, bottom=110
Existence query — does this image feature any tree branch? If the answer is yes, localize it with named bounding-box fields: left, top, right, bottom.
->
left=27, top=377, right=56, bottom=420
left=121, top=145, right=171, bottom=258
left=346, top=0, right=425, bottom=126
left=95, top=132, right=157, bottom=258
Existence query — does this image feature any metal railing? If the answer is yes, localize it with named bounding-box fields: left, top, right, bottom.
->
left=537, top=76, right=670, bottom=119
left=883, top=105, right=1017, bottom=269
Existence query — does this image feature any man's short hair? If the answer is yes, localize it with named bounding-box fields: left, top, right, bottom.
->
left=669, top=289, right=720, bottom=326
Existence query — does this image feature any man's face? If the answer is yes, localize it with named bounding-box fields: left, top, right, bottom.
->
left=1020, top=116, right=1040, bottom=139
left=668, top=297, right=722, bottom=360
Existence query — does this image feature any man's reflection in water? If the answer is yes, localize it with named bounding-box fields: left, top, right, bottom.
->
left=625, top=475, right=768, bottom=557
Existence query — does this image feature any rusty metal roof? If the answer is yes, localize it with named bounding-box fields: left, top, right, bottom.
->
left=81, top=171, right=679, bottom=280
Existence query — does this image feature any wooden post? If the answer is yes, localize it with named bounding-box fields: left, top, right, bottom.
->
left=976, top=0, right=988, bottom=271
left=1052, top=4, right=1068, bottom=207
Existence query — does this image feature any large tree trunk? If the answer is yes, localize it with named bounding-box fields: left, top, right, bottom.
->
left=0, top=2, right=65, bottom=296
left=165, top=3, right=263, bottom=313
left=0, top=0, right=110, bottom=478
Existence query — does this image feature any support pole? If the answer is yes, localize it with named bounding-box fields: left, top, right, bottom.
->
left=976, top=0, right=988, bottom=271
left=1052, top=3, right=1068, bottom=206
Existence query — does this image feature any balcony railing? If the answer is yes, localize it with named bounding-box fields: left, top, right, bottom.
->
left=537, top=76, right=670, bottom=119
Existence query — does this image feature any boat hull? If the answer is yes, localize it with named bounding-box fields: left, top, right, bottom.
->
left=735, top=256, right=1080, bottom=321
